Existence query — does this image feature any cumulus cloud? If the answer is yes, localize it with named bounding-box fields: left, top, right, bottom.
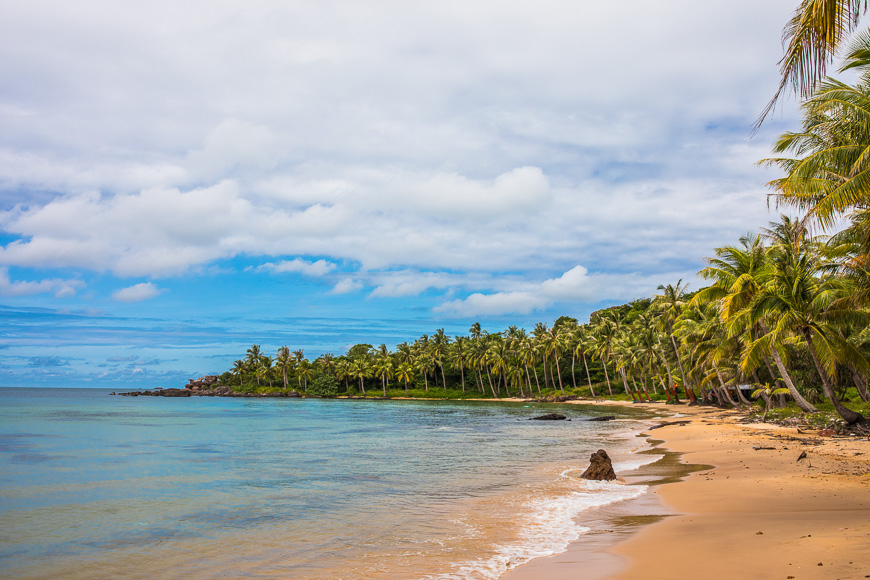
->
left=0, top=0, right=801, bottom=332
left=331, top=278, right=363, bottom=294
left=433, top=265, right=693, bottom=317
left=0, top=267, right=84, bottom=297
left=256, top=258, right=336, bottom=277
left=112, top=282, right=161, bottom=303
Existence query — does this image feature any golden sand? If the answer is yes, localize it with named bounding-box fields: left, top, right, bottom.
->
left=504, top=402, right=870, bottom=580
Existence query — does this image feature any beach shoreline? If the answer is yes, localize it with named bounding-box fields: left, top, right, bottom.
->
left=503, top=401, right=870, bottom=580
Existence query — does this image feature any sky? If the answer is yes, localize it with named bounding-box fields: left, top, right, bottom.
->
left=0, top=0, right=809, bottom=388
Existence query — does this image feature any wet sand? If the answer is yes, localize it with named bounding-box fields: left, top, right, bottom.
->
left=503, top=402, right=870, bottom=580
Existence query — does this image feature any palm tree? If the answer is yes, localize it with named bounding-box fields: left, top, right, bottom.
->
left=350, top=357, right=370, bottom=396
left=232, top=359, right=246, bottom=388
left=760, top=0, right=868, bottom=127
left=695, top=231, right=818, bottom=412
left=748, top=218, right=866, bottom=423
left=655, top=280, right=697, bottom=401
left=374, top=344, right=393, bottom=396
left=246, top=344, right=262, bottom=386
left=449, top=336, right=470, bottom=392
left=396, top=362, right=414, bottom=394
left=574, top=327, right=596, bottom=398
left=431, top=329, right=451, bottom=389
left=275, top=346, right=292, bottom=389
left=257, top=356, right=274, bottom=388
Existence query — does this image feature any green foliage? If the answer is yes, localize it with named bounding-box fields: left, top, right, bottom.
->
left=307, top=374, right=340, bottom=397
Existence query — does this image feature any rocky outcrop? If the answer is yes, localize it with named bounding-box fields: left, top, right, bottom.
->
left=185, top=375, right=220, bottom=390
left=530, top=413, right=567, bottom=420
left=586, top=415, right=616, bottom=422
left=580, top=449, right=617, bottom=481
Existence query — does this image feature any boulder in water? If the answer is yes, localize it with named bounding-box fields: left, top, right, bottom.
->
left=581, top=449, right=617, bottom=481
left=530, top=413, right=567, bottom=421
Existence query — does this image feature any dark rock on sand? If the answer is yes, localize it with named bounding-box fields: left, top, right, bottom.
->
left=530, top=413, right=567, bottom=420
left=587, top=415, right=616, bottom=422
left=581, top=449, right=617, bottom=481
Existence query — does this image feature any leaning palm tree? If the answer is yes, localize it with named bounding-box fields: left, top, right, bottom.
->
left=748, top=218, right=867, bottom=423
left=760, top=0, right=868, bottom=127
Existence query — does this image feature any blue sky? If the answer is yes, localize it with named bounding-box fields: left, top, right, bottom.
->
left=0, top=0, right=807, bottom=387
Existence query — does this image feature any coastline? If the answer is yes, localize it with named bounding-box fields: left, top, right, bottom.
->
left=504, top=401, right=870, bottom=580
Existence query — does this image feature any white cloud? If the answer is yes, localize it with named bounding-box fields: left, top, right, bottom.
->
left=257, top=258, right=336, bottom=277
left=0, top=0, right=799, bottom=302
left=112, top=282, right=161, bottom=303
left=0, top=267, right=84, bottom=297
left=331, top=278, right=363, bottom=294
left=433, top=266, right=695, bottom=317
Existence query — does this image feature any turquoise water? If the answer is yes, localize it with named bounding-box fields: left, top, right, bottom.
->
left=0, top=388, right=658, bottom=580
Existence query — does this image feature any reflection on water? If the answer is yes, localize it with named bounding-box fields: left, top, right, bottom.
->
left=0, top=388, right=660, bottom=580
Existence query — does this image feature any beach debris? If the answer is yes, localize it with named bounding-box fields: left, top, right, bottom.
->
left=756, top=531, right=763, bottom=535
left=797, top=451, right=808, bottom=461
left=580, top=449, right=617, bottom=481
left=647, top=420, right=691, bottom=430
left=530, top=413, right=567, bottom=421
left=586, top=415, right=616, bottom=422
left=752, top=446, right=776, bottom=450
left=818, top=428, right=837, bottom=437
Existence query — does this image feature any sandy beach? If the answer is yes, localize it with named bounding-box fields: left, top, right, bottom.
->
left=504, top=402, right=870, bottom=580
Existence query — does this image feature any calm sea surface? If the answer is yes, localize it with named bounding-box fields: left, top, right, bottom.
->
left=0, top=388, right=660, bottom=580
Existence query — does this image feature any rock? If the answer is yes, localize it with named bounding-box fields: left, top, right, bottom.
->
left=587, top=415, right=616, bottom=422
left=160, top=388, right=191, bottom=397
left=530, top=413, right=567, bottom=420
left=580, top=449, right=617, bottom=481
left=288, top=390, right=301, bottom=398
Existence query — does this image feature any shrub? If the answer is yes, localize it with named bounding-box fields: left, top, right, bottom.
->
left=307, top=374, right=340, bottom=397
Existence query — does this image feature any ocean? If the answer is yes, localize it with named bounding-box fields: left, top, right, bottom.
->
left=0, top=388, right=662, bottom=580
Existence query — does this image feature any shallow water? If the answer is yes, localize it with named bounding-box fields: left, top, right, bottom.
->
left=0, top=388, right=660, bottom=579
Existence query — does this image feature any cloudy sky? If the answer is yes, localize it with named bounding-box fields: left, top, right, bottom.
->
left=1, top=0, right=807, bottom=387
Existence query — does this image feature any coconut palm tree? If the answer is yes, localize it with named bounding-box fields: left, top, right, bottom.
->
left=232, top=359, right=246, bottom=388
left=748, top=218, right=867, bottom=423
left=350, top=357, right=370, bottom=396
left=396, top=362, right=414, bottom=394
left=431, top=329, right=451, bottom=388
left=275, top=346, right=292, bottom=389
left=760, top=0, right=868, bottom=127
left=449, top=336, right=470, bottom=392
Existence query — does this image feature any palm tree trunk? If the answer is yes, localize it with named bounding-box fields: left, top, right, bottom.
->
left=848, top=363, right=870, bottom=402
left=803, top=330, right=863, bottom=424
left=619, top=367, right=632, bottom=397
left=713, top=361, right=737, bottom=406
left=670, top=334, right=693, bottom=401
left=600, top=355, right=613, bottom=397
left=460, top=365, right=466, bottom=393
left=571, top=354, right=577, bottom=390
left=582, top=353, right=595, bottom=397
left=619, top=368, right=635, bottom=400
left=542, top=354, right=550, bottom=389
left=485, top=367, right=496, bottom=398
left=440, top=363, right=447, bottom=390
left=532, top=366, right=542, bottom=396
left=768, top=344, right=818, bottom=413
left=554, top=356, right=564, bottom=394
